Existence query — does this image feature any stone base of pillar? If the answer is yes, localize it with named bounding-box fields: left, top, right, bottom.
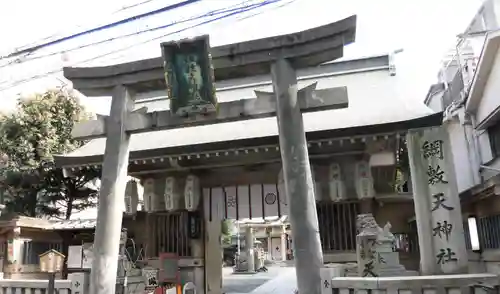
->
left=359, top=198, right=375, bottom=214
left=280, top=233, right=287, bottom=261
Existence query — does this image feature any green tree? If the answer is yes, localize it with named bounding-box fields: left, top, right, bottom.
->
left=221, top=220, right=233, bottom=244
left=0, top=88, right=100, bottom=219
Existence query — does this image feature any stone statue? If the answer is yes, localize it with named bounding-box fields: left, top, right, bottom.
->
left=378, top=222, right=396, bottom=248
left=356, top=214, right=380, bottom=235
left=355, top=213, right=416, bottom=277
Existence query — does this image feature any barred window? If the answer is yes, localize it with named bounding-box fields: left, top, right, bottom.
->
left=488, top=122, right=500, bottom=158
left=317, top=202, right=359, bottom=252
left=463, top=220, right=472, bottom=250
left=477, top=214, right=500, bottom=249
left=150, top=212, right=192, bottom=257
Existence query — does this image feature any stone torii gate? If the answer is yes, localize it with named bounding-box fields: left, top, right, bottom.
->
left=64, top=16, right=356, bottom=294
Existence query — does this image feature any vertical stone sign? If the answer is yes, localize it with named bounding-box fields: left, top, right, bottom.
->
left=407, top=126, right=467, bottom=274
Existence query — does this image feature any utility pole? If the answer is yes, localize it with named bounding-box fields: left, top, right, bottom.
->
left=272, top=58, right=324, bottom=294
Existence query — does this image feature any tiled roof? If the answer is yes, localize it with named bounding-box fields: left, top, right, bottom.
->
left=48, top=218, right=97, bottom=230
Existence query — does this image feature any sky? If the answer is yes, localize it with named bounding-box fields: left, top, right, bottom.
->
left=0, top=0, right=482, bottom=114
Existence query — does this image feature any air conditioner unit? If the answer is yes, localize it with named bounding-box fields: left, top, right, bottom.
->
left=184, top=175, right=200, bottom=211
left=164, top=176, right=181, bottom=211
left=328, top=162, right=346, bottom=201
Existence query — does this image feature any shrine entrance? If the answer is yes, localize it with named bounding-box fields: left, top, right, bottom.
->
left=56, top=8, right=457, bottom=293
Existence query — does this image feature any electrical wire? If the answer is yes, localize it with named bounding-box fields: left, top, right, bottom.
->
left=0, top=0, right=260, bottom=85
left=233, top=0, right=295, bottom=22
left=11, top=0, right=163, bottom=53
left=0, top=0, right=200, bottom=60
left=0, top=0, right=258, bottom=69
left=0, top=0, right=285, bottom=92
left=113, top=0, right=159, bottom=14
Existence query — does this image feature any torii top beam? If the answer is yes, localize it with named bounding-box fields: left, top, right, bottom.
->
left=63, top=15, right=356, bottom=97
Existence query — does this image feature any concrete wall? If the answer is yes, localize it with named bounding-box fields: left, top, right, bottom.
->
left=466, top=0, right=500, bottom=32
left=469, top=46, right=500, bottom=182
left=431, top=21, right=500, bottom=195
left=423, top=0, right=500, bottom=197
left=461, top=1, right=500, bottom=183
left=445, top=120, right=480, bottom=193
left=427, top=92, right=444, bottom=112
left=476, top=49, right=500, bottom=127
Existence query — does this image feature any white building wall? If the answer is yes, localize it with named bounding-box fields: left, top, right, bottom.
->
left=466, top=0, right=500, bottom=32
left=476, top=129, right=500, bottom=181
left=428, top=0, right=500, bottom=194
left=446, top=121, right=478, bottom=193
left=217, top=70, right=399, bottom=107
left=468, top=46, right=500, bottom=181
left=134, top=63, right=431, bottom=128
left=426, top=92, right=444, bottom=112
left=128, top=59, right=417, bottom=121
left=476, top=49, right=500, bottom=127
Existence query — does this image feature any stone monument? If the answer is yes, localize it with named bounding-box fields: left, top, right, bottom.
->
left=355, top=214, right=416, bottom=277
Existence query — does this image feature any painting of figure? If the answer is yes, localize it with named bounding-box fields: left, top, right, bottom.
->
left=183, top=54, right=204, bottom=103
left=161, top=35, right=217, bottom=116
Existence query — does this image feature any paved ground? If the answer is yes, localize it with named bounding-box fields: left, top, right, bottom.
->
left=223, top=265, right=297, bottom=294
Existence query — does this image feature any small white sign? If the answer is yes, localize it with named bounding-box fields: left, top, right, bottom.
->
left=67, top=245, right=83, bottom=269
left=320, top=267, right=332, bottom=294
left=82, top=243, right=94, bottom=269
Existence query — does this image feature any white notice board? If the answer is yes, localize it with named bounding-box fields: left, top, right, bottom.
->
left=67, top=245, right=83, bottom=269
left=82, top=243, right=94, bottom=269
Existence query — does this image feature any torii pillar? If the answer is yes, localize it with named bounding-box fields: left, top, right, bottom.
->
left=89, top=85, right=134, bottom=293
left=256, top=60, right=326, bottom=292
left=273, top=58, right=324, bottom=293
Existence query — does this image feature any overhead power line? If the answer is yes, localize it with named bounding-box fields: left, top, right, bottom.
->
left=113, top=0, right=159, bottom=14
left=0, top=0, right=290, bottom=92
left=0, top=0, right=257, bottom=69
left=10, top=0, right=163, bottom=54
left=234, top=0, right=295, bottom=23
left=1, top=0, right=200, bottom=60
